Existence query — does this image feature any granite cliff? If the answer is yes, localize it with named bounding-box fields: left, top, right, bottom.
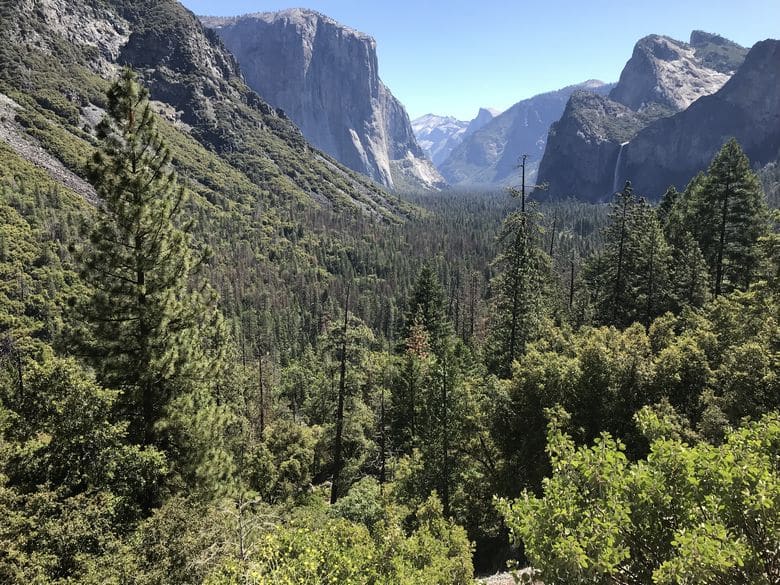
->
left=538, top=32, right=749, bottom=201
left=608, top=33, right=737, bottom=111
left=0, top=0, right=405, bottom=217
left=621, top=39, right=780, bottom=197
left=202, top=9, right=444, bottom=191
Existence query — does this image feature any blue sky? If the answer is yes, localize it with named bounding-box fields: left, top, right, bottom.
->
left=180, top=0, right=780, bottom=121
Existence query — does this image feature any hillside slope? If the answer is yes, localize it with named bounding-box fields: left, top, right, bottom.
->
left=0, top=0, right=408, bottom=218
left=0, top=0, right=423, bottom=362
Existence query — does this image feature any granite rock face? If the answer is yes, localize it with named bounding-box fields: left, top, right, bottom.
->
left=536, top=91, right=644, bottom=199
left=0, top=0, right=404, bottom=217
left=202, top=9, right=444, bottom=190
left=608, top=34, right=734, bottom=111
left=538, top=32, right=748, bottom=201
left=439, top=81, right=611, bottom=187
left=621, top=39, right=780, bottom=197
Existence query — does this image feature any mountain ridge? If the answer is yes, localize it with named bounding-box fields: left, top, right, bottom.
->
left=439, top=80, right=613, bottom=187
left=411, top=108, right=499, bottom=167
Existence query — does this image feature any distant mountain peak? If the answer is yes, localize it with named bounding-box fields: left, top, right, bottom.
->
left=689, top=30, right=748, bottom=74
left=412, top=114, right=469, bottom=167
left=621, top=37, right=780, bottom=197
left=466, top=108, right=499, bottom=134
left=438, top=81, right=614, bottom=187
left=479, top=107, right=502, bottom=117
left=577, top=79, right=608, bottom=89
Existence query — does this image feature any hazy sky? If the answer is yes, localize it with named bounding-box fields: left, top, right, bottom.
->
left=179, top=0, right=780, bottom=120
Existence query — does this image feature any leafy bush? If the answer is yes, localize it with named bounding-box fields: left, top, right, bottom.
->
left=205, top=495, right=474, bottom=585
left=500, top=410, right=780, bottom=585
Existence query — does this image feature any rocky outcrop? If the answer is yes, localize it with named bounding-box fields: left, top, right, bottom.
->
left=538, top=32, right=748, bottom=201
left=465, top=108, right=500, bottom=136
left=608, top=34, right=734, bottom=111
left=439, top=81, right=611, bottom=187
left=621, top=39, right=780, bottom=197
left=202, top=9, right=444, bottom=190
left=535, top=91, right=644, bottom=199
left=689, top=30, right=750, bottom=74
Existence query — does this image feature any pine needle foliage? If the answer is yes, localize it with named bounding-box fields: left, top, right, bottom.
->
left=77, top=68, right=228, bottom=470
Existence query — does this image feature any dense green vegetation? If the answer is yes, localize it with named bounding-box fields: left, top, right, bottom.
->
left=1, top=64, right=778, bottom=585
left=502, top=410, right=780, bottom=584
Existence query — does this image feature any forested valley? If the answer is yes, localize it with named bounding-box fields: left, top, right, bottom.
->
left=1, top=66, right=779, bottom=584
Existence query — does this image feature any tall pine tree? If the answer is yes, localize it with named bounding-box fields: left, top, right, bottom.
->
left=659, top=181, right=711, bottom=312
left=689, top=140, right=769, bottom=295
left=632, top=200, right=672, bottom=325
left=400, top=265, right=451, bottom=356
left=77, top=68, right=228, bottom=481
left=586, top=182, right=672, bottom=327
left=486, top=208, right=551, bottom=378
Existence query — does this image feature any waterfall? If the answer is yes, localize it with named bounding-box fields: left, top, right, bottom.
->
left=612, top=141, right=629, bottom=193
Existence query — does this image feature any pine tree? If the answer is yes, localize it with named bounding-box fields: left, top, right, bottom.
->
left=604, top=182, right=637, bottom=326
left=586, top=183, right=672, bottom=327
left=632, top=201, right=672, bottom=325
left=486, top=208, right=551, bottom=378
left=330, top=286, right=350, bottom=504
left=659, top=179, right=711, bottom=311
left=78, top=68, right=228, bottom=472
left=391, top=311, right=431, bottom=454
left=316, top=307, right=376, bottom=502
left=401, top=265, right=451, bottom=356
left=689, top=140, right=769, bottom=295
left=657, top=185, right=680, bottom=227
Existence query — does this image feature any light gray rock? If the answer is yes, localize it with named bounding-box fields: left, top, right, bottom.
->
left=202, top=9, right=444, bottom=190
left=609, top=34, right=733, bottom=111
left=412, top=114, right=470, bottom=167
